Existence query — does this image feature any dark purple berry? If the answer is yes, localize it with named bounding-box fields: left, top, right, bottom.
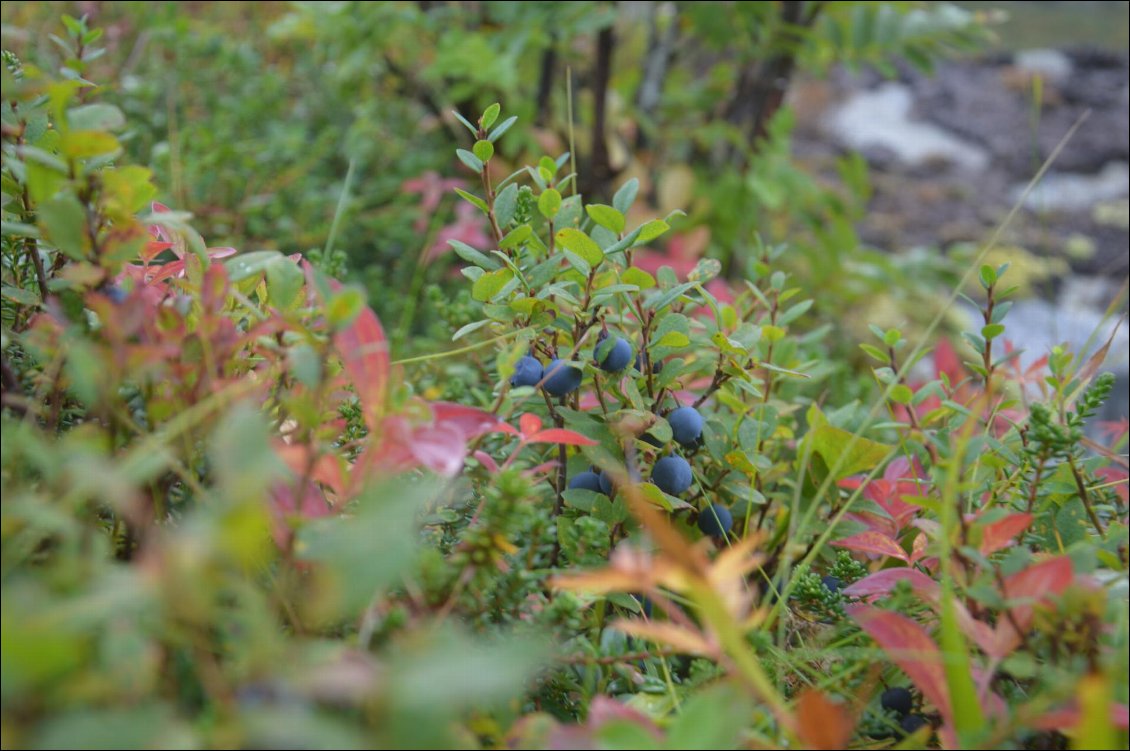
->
left=510, top=355, right=544, bottom=388
left=697, top=503, right=733, bottom=537
left=568, top=471, right=604, bottom=493
left=667, top=406, right=704, bottom=446
left=542, top=359, right=582, bottom=396
left=652, top=455, right=692, bottom=495
left=898, top=714, right=929, bottom=738
left=881, top=687, right=914, bottom=716
left=597, top=336, right=633, bottom=372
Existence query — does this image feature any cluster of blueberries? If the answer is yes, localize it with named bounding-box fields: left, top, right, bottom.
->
left=512, top=333, right=735, bottom=539
left=879, top=687, right=930, bottom=739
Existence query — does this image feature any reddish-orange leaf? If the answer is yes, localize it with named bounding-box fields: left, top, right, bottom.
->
left=844, top=568, right=940, bottom=600
left=526, top=428, right=600, bottom=446
left=518, top=412, right=543, bottom=436
left=831, top=531, right=910, bottom=563
left=978, top=513, right=1033, bottom=556
left=334, top=304, right=390, bottom=433
left=849, top=606, right=953, bottom=726
left=611, top=619, right=717, bottom=657
left=795, top=689, right=854, bottom=750
left=430, top=401, right=505, bottom=440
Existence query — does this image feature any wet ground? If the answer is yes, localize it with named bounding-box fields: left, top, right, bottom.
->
left=788, top=16, right=1129, bottom=423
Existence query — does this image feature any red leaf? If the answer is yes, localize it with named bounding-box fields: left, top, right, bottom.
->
left=273, top=442, right=346, bottom=497
left=585, top=696, right=664, bottom=739
left=979, top=513, right=1033, bottom=556
left=472, top=450, right=499, bottom=473
left=405, top=423, right=470, bottom=477
left=1005, top=555, right=1074, bottom=604
left=269, top=480, right=332, bottom=549
left=526, top=428, right=600, bottom=446
left=849, top=606, right=953, bottom=726
left=843, top=568, right=940, bottom=601
left=332, top=303, right=389, bottom=434
left=206, top=246, right=238, bottom=260
left=909, top=531, right=928, bottom=564
left=831, top=531, right=910, bottom=563
left=518, top=412, right=543, bottom=437
left=430, top=402, right=505, bottom=440
left=795, top=689, right=854, bottom=750
left=370, top=416, right=468, bottom=478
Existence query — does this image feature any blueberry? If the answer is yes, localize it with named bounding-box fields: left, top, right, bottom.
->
left=542, top=359, right=582, bottom=396
left=821, top=575, right=843, bottom=593
left=651, top=455, right=692, bottom=495
left=510, top=355, right=544, bottom=388
left=104, top=285, right=128, bottom=304
left=569, top=471, right=604, bottom=493
left=881, top=687, right=914, bottom=716
left=634, top=594, right=653, bottom=618
left=597, top=336, right=633, bottom=372
left=697, top=503, right=733, bottom=538
left=667, top=406, right=704, bottom=446
left=898, top=714, right=929, bottom=737
left=598, top=471, right=613, bottom=495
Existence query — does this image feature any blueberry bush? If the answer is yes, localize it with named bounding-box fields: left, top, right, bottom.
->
left=2, top=11, right=1128, bottom=751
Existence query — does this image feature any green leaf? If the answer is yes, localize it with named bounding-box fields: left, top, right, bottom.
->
left=2, top=284, right=40, bottom=306
left=858, top=341, right=885, bottom=361
left=494, top=183, right=519, bottom=226
left=499, top=225, right=531, bottom=250
left=555, top=228, right=603, bottom=267
left=456, top=149, right=484, bottom=174
left=299, top=477, right=440, bottom=617
left=667, top=682, right=753, bottom=750
left=647, top=281, right=698, bottom=312
left=687, top=258, right=721, bottom=283
left=66, top=103, right=124, bottom=131
left=585, top=204, right=625, bottom=234
left=981, top=323, right=1005, bottom=340
left=225, top=250, right=287, bottom=282
left=480, top=103, right=500, bottom=130
left=472, top=139, right=494, bottom=163
left=538, top=188, right=561, bottom=219
left=453, top=187, right=489, bottom=214
left=265, top=256, right=304, bottom=309
left=602, top=226, right=644, bottom=258
left=635, top=219, right=670, bottom=244
left=452, top=110, right=478, bottom=135
left=1, top=221, right=40, bottom=239
left=889, top=384, right=914, bottom=404
left=449, top=239, right=500, bottom=270
left=979, top=264, right=997, bottom=289
left=621, top=267, right=655, bottom=289
left=761, top=324, right=785, bottom=343
left=562, top=251, right=590, bottom=277
left=805, top=405, right=892, bottom=479
left=452, top=319, right=491, bottom=342
left=472, top=268, right=513, bottom=301
left=325, top=286, right=365, bottom=329
left=38, top=194, right=87, bottom=260
left=60, top=130, right=120, bottom=159
left=654, top=331, right=690, bottom=348
left=488, top=115, right=518, bottom=143
left=26, top=160, right=67, bottom=204
left=612, top=177, right=640, bottom=214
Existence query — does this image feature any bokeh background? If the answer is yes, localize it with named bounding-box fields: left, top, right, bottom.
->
left=3, top=1, right=1127, bottom=414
